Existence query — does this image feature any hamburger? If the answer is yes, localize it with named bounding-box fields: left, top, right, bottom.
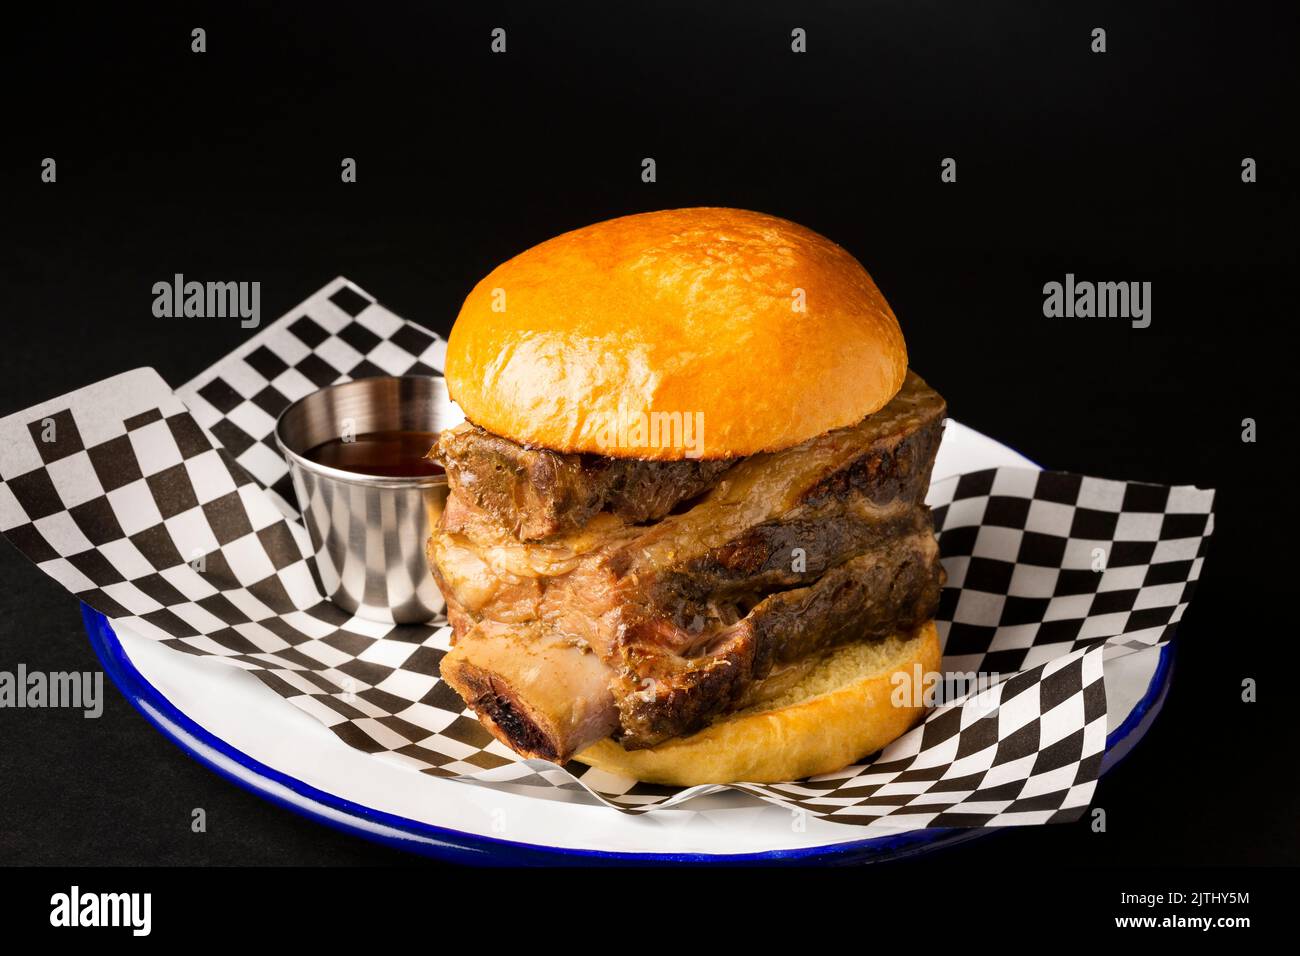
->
left=427, top=207, right=946, bottom=786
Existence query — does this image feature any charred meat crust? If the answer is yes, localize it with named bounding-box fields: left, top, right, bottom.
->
left=643, top=435, right=942, bottom=628
left=798, top=400, right=943, bottom=509
left=647, top=506, right=927, bottom=632
left=615, top=406, right=944, bottom=631
left=436, top=617, right=622, bottom=763
left=434, top=424, right=734, bottom=541
left=439, top=661, right=562, bottom=763
left=612, top=527, right=946, bottom=748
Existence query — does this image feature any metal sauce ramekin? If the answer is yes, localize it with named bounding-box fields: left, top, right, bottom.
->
left=274, top=376, right=462, bottom=624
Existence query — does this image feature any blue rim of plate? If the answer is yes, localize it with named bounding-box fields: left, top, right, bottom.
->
left=81, top=603, right=1173, bottom=866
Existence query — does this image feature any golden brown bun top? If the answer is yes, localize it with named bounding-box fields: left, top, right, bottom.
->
left=445, top=207, right=908, bottom=460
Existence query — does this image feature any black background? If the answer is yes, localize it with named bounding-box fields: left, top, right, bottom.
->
left=1, top=0, right=1295, bottom=870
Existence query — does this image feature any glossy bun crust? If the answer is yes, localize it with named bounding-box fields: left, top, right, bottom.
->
left=444, top=208, right=908, bottom=460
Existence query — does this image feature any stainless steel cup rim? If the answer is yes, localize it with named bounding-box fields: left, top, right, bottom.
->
left=273, top=375, right=453, bottom=489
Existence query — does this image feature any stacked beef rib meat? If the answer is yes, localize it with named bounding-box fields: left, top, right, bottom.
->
left=428, top=372, right=948, bottom=763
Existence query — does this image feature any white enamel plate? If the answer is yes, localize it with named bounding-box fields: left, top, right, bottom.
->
left=83, top=421, right=1171, bottom=864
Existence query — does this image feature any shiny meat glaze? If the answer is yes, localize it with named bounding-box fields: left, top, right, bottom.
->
left=428, top=371, right=947, bottom=762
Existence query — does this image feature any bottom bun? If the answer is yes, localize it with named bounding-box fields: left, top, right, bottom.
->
left=575, top=620, right=941, bottom=786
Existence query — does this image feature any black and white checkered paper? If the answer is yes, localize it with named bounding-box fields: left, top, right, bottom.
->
left=0, top=278, right=1215, bottom=829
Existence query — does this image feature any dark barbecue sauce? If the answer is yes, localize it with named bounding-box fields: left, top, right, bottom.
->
left=303, top=430, right=444, bottom=479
